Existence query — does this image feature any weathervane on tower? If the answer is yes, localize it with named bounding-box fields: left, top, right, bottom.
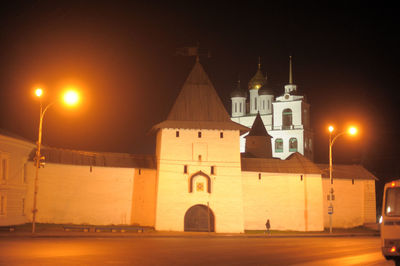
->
left=175, top=43, right=211, bottom=61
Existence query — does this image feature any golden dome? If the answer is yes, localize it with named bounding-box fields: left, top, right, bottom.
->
left=248, top=61, right=267, bottom=90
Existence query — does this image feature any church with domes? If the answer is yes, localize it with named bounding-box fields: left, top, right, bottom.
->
left=231, top=57, right=313, bottom=161
left=0, top=58, right=377, bottom=233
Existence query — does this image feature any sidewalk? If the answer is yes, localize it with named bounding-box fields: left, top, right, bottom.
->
left=0, top=224, right=380, bottom=238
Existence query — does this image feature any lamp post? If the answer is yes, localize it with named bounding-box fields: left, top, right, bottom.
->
left=31, top=88, right=79, bottom=233
left=328, top=125, right=357, bottom=234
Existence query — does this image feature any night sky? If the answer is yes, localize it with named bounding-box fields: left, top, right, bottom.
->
left=0, top=1, right=399, bottom=188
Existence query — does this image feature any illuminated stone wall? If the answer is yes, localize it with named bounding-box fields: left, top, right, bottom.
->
left=131, top=168, right=157, bottom=226
left=154, top=128, right=245, bottom=233
left=363, top=180, right=377, bottom=223
left=25, top=163, right=134, bottom=225
left=0, top=135, right=34, bottom=226
left=242, top=172, right=324, bottom=231
left=322, top=178, right=376, bottom=228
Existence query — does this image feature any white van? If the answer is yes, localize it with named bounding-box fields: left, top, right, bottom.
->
left=381, top=180, right=400, bottom=265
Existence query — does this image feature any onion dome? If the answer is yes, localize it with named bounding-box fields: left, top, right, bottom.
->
left=258, top=83, right=274, bottom=96
left=248, top=67, right=267, bottom=90
left=230, top=80, right=247, bottom=98
left=248, top=58, right=268, bottom=90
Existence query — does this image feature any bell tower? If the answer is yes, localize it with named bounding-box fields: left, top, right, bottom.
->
left=270, top=56, right=313, bottom=160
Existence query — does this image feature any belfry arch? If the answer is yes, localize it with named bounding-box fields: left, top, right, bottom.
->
left=282, top=108, right=293, bottom=129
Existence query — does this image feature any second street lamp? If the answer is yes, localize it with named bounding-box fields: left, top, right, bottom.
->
left=31, top=88, right=80, bottom=234
left=328, top=125, right=357, bottom=234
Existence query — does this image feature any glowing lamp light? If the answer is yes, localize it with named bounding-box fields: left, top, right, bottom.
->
left=391, top=246, right=396, bottom=253
left=328, top=126, right=334, bottom=133
left=63, top=90, right=79, bottom=106
left=35, top=88, right=43, bottom=97
left=392, top=182, right=396, bottom=187
left=379, top=216, right=383, bottom=224
left=348, top=126, right=357, bottom=135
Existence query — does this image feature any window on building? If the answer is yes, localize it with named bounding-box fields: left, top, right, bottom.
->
left=176, top=131, right=180, bottom=137
left=220, top=132, right=223, bottom=138
left=0, top=195, right=5, bottom=215
left=282, top=108, right=293, bottom=129
left=275, top=138, right=283, bottom=153
left=262, top=100, right=265, bottom=110
left=258, top=173, right=261, bottom=180
left=184, top=165, right=188, bottom=174
left=198, top=131, right=202, bottom=138
left=1, top=158, right=7, bottom=181
left=254, top=98, right=257, bottom=110
left=240, top=102, right=242, bottom=113
left=234, top=103, right=237, bottom=113
left=289, top=138, right=298, bottom=152
left=23, top=163, right=28, bottom=183
left=211, top=166, right=215, bottom=175
left=22, top=198, right=25, bottom=216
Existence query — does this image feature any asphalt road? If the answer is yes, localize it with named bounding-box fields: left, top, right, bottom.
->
left=0, top=236, right=394, bottom=265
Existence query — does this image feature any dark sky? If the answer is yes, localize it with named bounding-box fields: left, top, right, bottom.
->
left=0, top=1, right=399, bottom=182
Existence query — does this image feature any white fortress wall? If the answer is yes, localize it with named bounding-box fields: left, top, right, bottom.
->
left=25, top=162, right=135, bottom=225
left=131, top=168, right=157, bottom=227
left=242, top=171, right=323, bottom=231
left=321, top=178, right=374, bottom=228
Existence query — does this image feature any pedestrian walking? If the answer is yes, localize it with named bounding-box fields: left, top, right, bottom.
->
left=265, top=219, right=271, bottom=236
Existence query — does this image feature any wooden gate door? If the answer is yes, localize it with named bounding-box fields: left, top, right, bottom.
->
left=184, top=204, right=215, bottom=232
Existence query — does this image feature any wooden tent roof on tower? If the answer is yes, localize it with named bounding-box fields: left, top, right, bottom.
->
left=153, top=60, right=249, bottom=133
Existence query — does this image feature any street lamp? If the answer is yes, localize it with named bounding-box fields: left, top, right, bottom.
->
left=31, top=88, right=79, bottom=233
left=328, top=125, right=357, bottom=233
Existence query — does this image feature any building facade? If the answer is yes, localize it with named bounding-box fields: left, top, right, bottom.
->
left=0, top=60, right=376, bottom=232
left=231, top=57, right=314, bottom=161
left=0, top=131, right=35, bottom=226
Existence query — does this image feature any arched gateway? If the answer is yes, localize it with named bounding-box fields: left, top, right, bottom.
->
left=184, top=204, right=215, bottom=232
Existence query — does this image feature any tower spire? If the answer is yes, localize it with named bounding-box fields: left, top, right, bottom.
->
left=284, top=55, right=297, bottom=95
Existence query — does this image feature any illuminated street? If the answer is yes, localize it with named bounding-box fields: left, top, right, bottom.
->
left=0, top=3, right=398, bottom=266
left=0, top=236, right=393, bottom=265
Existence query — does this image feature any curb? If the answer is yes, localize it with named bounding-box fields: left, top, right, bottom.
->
left=0, top=232, right=380, bottom=239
